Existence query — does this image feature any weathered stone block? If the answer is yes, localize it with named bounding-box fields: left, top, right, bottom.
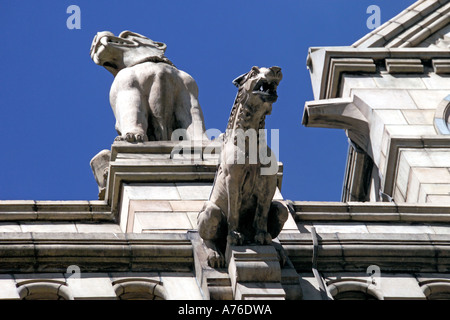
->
left=226, top=245, right=282, bottom=283
left=133, top=211, right=193, bottom=233
left=169, top=200, right=205, bottom=212
left=401, top=109, right=435, bottom=125
left=175, top=183, right=212, bottom=200
left=373, top=109, right=408, bottom=125
left=20, top=222, right=78, bottom=233
left=340, top=75, right=377, bottom=98
left=310, top=222, right=369, bottom=234
left=67, top=273, right=117, bottom=300
left=372, top=74, right=426, bottom=89
left=160, top=272, right=204, bottom=300
left=379, top=274, right=426, bottom=299
left=408, top=89, right=449, bottom=109
left=366, top=223, right=435, bottom=234
left=0, top=275, right=20, bottom=299
left=225, top=245, right=287, bottom=300
left=385, top=124, right=436, bottom=136
left=353, top=89, right=418, bottom=109
left=75, top=223, right=122, bottom=233
left=234, top=282, right=285, bottom=300
left=422, top=73, right=450, bottom=90
left=0, top=223, right=21, bottom=232
left=427, top=195, right=450, bottom=203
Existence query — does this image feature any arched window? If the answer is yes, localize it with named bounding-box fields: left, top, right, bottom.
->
left=327, top=280, right=383, bottom=300
left=434, top=95, right=450, bottom=135
left=17, top=280, right=73, bottom=300
left=113, top=279, right=166, bottom=300
left=421, top=281, right=450, bottom=300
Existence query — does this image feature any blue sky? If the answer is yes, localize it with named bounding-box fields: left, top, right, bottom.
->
left=0, top=0, right=416, bottom=201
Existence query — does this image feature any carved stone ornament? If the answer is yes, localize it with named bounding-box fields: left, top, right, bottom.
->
left=197, top=66, right=288, bottom=268
left=90, top=30, right=207, bottom=142
left=90, top=149, right=111, bottom=200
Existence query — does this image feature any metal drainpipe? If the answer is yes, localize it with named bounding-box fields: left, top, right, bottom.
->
left=311, top=226, right=333, bottom=300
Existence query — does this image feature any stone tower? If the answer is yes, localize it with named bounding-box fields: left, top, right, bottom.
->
left=299, top=0, right=450, bottom=299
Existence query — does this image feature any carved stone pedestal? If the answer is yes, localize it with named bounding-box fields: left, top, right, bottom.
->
left=226, top=245, right=286, bottom=300
left=190, top=232, right=233, bottom=300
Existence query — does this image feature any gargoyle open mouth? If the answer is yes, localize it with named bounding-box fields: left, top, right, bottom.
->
left=103, top=61, right=118, bottom=69
left=253, top=80, right=278, bottom=99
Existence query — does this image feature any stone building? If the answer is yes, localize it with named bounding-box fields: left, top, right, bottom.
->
left=0, top=0, right=449, bottom=300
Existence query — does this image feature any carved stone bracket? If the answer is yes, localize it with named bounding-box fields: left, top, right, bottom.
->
left=385, top=58, right=424, bottom=74
left=225, top=245, right=286, bottom=300
left=432, top=59, right=450, bottom=74
left=302, top=95, right=371, bottom=155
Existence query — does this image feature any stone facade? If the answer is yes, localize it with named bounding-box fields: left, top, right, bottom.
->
left=0, top=0, right=449, bottom=300
left=299, top=0, right=450, bottom=299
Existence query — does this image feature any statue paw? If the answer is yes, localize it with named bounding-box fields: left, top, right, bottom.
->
left=227, top=231, right=244, bottom=246
left=254, top=231, right=272, bottom=245
left=115, top=132, right=147, bottom=143
left=207, top=250, right=225, bottom=268
left=125, top=132, right=146, bottom=143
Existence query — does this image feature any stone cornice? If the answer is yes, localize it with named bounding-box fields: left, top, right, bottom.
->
left=0, top=232, right=193, bottom=273
left=292, top=200, right=450, bottom=223
left=109, top=140, right=219, bottom=161
left=306, top=47, right=450, bottom=100
left=353, top=0, right=449, bottom=48
left=0, top=200, right=112, bottom=222
left=279, top=232, right=450, bottom=273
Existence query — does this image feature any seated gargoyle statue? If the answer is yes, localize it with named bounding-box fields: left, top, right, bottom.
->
left=90, top=30, right=207, bottom=142
left=197, top=66, right=289, bottom=268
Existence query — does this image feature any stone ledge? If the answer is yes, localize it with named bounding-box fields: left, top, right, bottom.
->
left=110, top=140, right=222, bottom=161
left=106, top=142, right=284, bottom=219
left=0, top=232, right=193, bottom=273
left=0, top=201, right=113, bottom=222
left=292, top=201, right=450, bottom=222
left=279, top=232, right=450, bottom=273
